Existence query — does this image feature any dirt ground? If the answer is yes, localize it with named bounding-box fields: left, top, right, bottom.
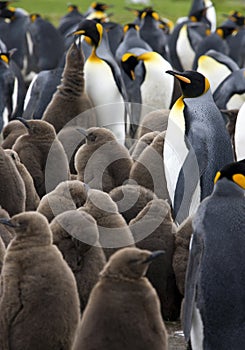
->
left=165, top=320, right=187, bottom=350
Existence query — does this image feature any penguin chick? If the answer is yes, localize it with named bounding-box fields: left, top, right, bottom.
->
left=75, top=127, right=133, bottom=193
left=0, top=145, right=26, bottom=216
left=72, top=247, right=168, bottom=350
left=13, top=118, right=70, bottom=197
left=0, top=211, right=80, bottom=350
left=79, top=189, right=134, bottom=259
left=50, top=209, right=106, bottom=312
left=172, top=215, right=193, bottom=296
left=42, top=41, right=96, bottom=134
left=0, top=207, right=14, bottom=246
left=137, top=108, right=170, bottom=138
left=130, top=131, right=170, bottom=201
left=129, top=199, right=182, bottom=321
left=37, top=180, right=88, bottom=222
left=109, top=183, right=157, bottom=224
left=5, top=149, right=40, bottom=211
left=130, top=131, right=159, bottom=161
left=1, top=120, right=27, bottom=149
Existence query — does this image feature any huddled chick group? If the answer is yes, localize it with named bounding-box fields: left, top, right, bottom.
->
left=0, top=0, right=245, bottom=349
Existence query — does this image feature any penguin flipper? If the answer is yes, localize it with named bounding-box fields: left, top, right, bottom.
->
left=173, top=143, right=203, bottom=224
left=182, top=230, right=203, bottom=342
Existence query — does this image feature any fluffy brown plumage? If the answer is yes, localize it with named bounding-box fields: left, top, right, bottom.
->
left=51, top=209, right=106, bottom=312
left=130, top=131, right=159, bottom=161
left=0, top=211, right=80, bottom=350
left=109, top=183, right=158, bottom=224
left=0, top=235, right=5, bottom=273
left=5, top=149, right=40, bottom=211
left=79, top=189, right=134, bottom=259
left=1, top=120, right=27, bottom=149
left=0, top=146, right=26, bottom=216
left=13, top=119, right=70, bottom=198
left=0, top=207, right=14, bottom=247
left=42, top=42, right=96, bottom=133
left=137, top=108, right=170, bottom=138
left=75, top=127, right=133, bottom=193
left=172, top=215, right=193, bottom=296
left=72, top=247, right=168, bottom=350
left=37, top=179, right=88, bottom=222
left=129, top=198, right=182, bottom=321
left=130, top=131, right=170, bottom=201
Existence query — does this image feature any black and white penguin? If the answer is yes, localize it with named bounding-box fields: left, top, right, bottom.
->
left=234, top=102, right=245, bottom=161
left=164, top=69, right=234, bottom=224
left=183, top=159, right=245, bottom=350
left=70, top=19, right=130, bottom=144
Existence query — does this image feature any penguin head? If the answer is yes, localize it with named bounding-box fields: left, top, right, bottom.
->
left=123, top=23, right=139, bottom=34
left=215, top=25, right=236, bottom=38
left=166, top=70, right=210, bottom=98
left=0, top=212, right=51, bottom=242
left=141, top=8, right=160, bottom=21
left=0, top=6, right=15, bottom=19
left=121, top=53, right=138, bottom=81
left=67, top=4, right=79, bottom=12
left=77, top=127, right=116, bottom=145
left=66, top=41, right=85, bottom=69
left=15, top=118, right=56, bottom=137
left=214, top=159, right=245, bottom=190
left=100, top=247, right=165, bottom=280
left=226, top=10, right=245, bottom=27
left=91, top=2, right=113, bottom=11
left=0, top=48, right=17, bottom=66
left=30, top=13, right=41, bottom=23
left=71, top=19, right=103, bottom=47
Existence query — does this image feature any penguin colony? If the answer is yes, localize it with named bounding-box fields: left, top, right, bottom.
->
left=0, top=1, right=244, bottom=349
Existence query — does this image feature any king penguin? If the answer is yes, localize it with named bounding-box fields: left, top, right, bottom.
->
left=70, top=19, right=129, bottom=144
left=121, top=49, right=180, bottom=125
left=164, top=69, right=234, bottom=224
left=183, top=159, right=245, bottom=350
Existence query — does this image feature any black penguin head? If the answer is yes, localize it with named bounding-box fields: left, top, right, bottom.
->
left=29, top=13, right=41, bottom=23
left=71, top=19, right=103, bottom=47
left=0, top=6, right=15, bottom=19
left=166, top=70, right=210, bottom=98
left=124, top=6, right=152, bottom=19
left=141, top=8, right=160, bottom=21
left=100, top=247, right=165, bottom=280
left=67, top=4, right=79, bottom=12
left=121, top=53, right=139, bottom=80
left=123, top=23, right=139, bottom=34
left=214, top=160, right=245, bottom=190
left=226, top=10, right=245, bottom=27
left=215, top=25, right=236, bottom=38
left=91, top=2, right=113, bottom=11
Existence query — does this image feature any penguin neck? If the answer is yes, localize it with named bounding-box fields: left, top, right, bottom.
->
left=88, top=47, right=102, bottom=63
left=214, top=178, right=245, bottom=198
left=60, top=62, right=85, bottom=97
left=169, top=95, right=186, bottom=131
left=100, top=270, right=146, bottom=283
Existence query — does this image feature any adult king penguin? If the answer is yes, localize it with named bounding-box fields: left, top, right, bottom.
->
left=70, top=19, right=129, bottom=144
left=183, top=159, right=245, bottom=350
left=164, top=70, right=233, bottom=224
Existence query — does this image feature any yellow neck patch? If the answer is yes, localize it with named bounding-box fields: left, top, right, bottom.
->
left=96, top=22, right=103, bottom=46
left=232, top=174, right=245, bottom=189
left=214, top=171, right=221, bottom=184
left=0, top=54, right=9, bottom=64
left=121, top=52, right=137, bottom=62
left=204, top=77, right=210, bottom=93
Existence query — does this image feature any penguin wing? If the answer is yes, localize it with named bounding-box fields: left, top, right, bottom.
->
left=182, top=230, right=203, bottom=342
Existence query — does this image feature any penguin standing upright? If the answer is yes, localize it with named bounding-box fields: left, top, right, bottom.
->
left=164, top=70, right=233, bottom=224
left=13, top=118, right=70, bottom=198
left=183, top=160, right=245, bottom=350
left=70, top=19, right=130, bottom=144
left=72, top=247, right=168, bottom=350
left=0, top=211, right=80, bottom=350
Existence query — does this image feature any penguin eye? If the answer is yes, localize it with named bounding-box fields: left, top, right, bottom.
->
left=87, top=134, right=97, bottom=142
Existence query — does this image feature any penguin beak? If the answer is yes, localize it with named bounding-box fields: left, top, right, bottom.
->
left=142, top=250, right=165, bottom=264
left=15, top=117, right=30, bottom=129
left=0, top=218, right=17, bottom=227
left=165, top=70, right=191, bottom=84
left=76, top=128, right=88, bottom=137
